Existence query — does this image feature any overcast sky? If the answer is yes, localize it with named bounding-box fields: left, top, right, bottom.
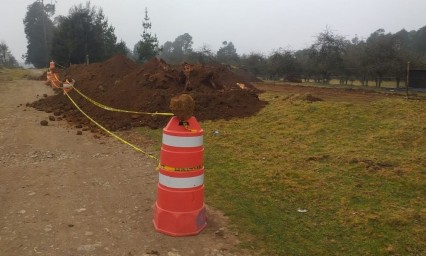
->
left=1, top=0, right=426, bottom=64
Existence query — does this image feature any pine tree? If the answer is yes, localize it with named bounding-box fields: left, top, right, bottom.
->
left=135, top=8, right=160, bottom=63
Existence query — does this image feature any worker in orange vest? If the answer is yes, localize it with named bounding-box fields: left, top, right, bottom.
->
left=49, top=60, right=55, bottom=72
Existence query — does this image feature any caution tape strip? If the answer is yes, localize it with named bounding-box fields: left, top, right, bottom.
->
left=64, top=90, right=200, bottom=171
left=72, top=86, right=173, bottom=116
left=160, top=164, right=204, bottom=172
left=49, top=73, right=62, bottom=89
left=52, top=75, right=201, bottom=171
left=64, top=90, right=159, bottom=161
left=51, top=73, right=173, bottom=116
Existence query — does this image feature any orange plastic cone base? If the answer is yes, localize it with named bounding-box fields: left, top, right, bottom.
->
left=153, top=203, right=207, bottom=236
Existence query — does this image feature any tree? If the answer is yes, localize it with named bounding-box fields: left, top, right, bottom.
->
left=294, top=49, right=315, bottom=82
left=193, top=44, right=215, bottom=64
left=363, top=29, right=403, bottom=87
left=172, top=33, right=193, bottom=61
left=159, top=33, right=194, bottom=64
left=23, top=0, right=55, bottom=68
left=0, top=42, right=19, bottom=68
left=51, top=3, right=126, bottom=65
left=217, top=41, right=239, bottom=65
left=412, top=25, right=426, bottom=55
left=240, top=52, right=267, bottom=79
left=309, top=28, right=348, bottom=83
left=115, top=40, right=132, bottom=59
left=134, top=8, right=160, bottom=63
left=340, top=37, right=367, bottom=85
left=268, top=48, right=300, bottom=80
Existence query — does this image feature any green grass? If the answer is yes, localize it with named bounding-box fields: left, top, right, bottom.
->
left=0, top=68, right=42, bottom=81
left=138, top=93, right=425, bottom=255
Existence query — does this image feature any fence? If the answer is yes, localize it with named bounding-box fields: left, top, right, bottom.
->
left=409, top=69, right=426, bottom=88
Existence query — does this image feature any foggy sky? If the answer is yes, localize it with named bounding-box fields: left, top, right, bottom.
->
left=1, top=0, right=426, bottom=64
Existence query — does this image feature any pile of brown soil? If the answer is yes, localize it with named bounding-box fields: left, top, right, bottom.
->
left=31, top=55, right=266, bottom=130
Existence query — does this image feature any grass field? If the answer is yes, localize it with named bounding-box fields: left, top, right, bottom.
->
left=140, top=90, right=425, bottom=255
left=0, top=68, right=42, bottom=81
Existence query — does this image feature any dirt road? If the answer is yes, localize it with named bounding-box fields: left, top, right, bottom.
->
left=0, top=80, right=243, bottom=256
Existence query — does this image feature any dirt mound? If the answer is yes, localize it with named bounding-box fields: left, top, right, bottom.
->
left=31, top=55, right=266, bottom=130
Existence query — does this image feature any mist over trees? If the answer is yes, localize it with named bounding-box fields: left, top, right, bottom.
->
left=21, top=0, right=426, bottom=86
left=239, top=26, right=426, bottom=86
left=155, top=26, right=426, bottom=86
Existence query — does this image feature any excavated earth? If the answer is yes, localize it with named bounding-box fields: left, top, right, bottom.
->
left=31, top=55, right=266, bottom=130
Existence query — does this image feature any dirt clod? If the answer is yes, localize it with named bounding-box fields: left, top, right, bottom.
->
left=48, top=115, right=55, bottom=121
left=40, top=120, right=48, bottom=126
left=76, top=131, right=83, bottom=135
left=169, top=94, right=195, bottom=121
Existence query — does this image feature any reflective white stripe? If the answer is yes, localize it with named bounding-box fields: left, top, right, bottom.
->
left=159, top=173, right=204, bottom=188
left=162, top=134, right=203, bottom=147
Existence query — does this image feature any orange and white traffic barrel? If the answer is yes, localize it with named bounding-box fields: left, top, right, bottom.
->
left=153, top=116, right=207, bottom=236
left=62, top=79, right=74, bottom=93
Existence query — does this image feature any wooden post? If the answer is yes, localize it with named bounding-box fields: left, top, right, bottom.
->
left=406, top=61, right=410, bottom=99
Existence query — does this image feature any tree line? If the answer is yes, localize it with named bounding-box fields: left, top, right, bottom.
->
left=157, top=27, right=426, bottom=87
left=18, top=1, right=426, bottom=87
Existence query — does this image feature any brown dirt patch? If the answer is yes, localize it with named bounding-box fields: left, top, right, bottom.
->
left=254, top=83, right=416, bottom=103
left=32, top=55, right=266, bottom=131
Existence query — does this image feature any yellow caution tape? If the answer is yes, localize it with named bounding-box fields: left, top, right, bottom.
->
left=159, top=164, right=204, bottom=172
left=52, top=74, right=173, bottom=116
left=72, top=86, right=173, bottom=116
left=183, top=123, right=197, bottom=133
left=51, top=73, right=64, bottom=89
left=64, top=90, right=159, bottom=161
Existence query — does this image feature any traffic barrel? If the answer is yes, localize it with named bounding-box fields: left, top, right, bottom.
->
left=62, top=79, right=75, bottom=93
left=153, top=116, right=207, bottom=236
